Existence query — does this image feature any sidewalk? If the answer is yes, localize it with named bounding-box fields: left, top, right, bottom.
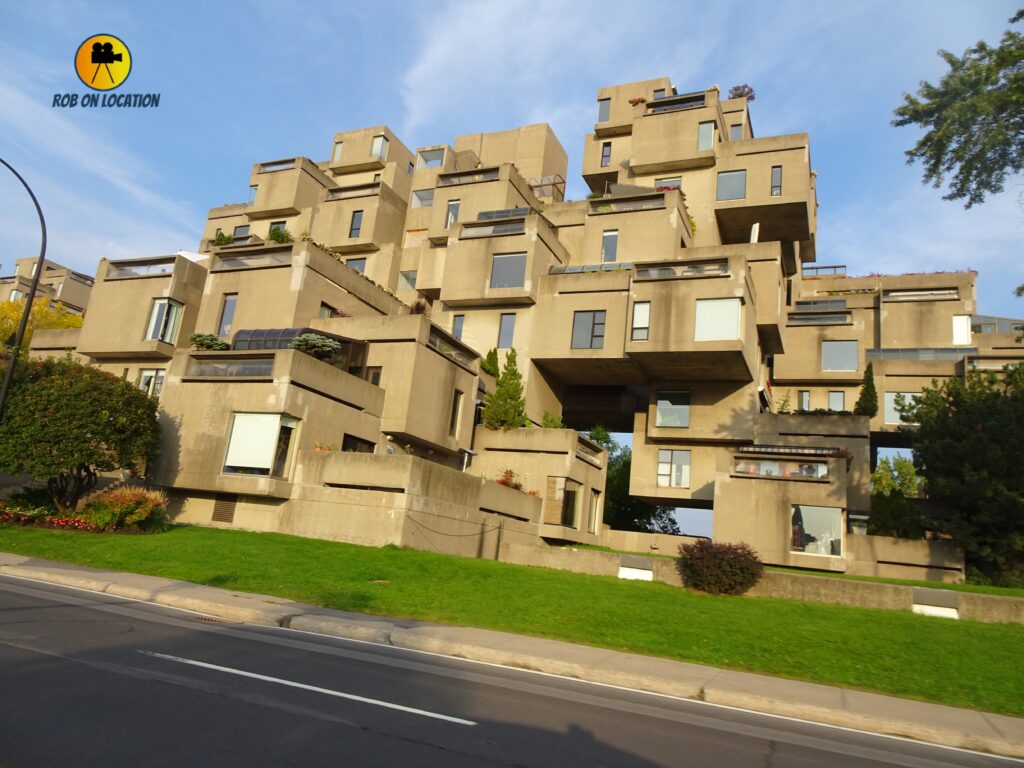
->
left=1, top=550, right=1021, bottom=759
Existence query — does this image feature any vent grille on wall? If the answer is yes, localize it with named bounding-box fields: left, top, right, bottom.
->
left=212, top=494, right=238, bottom=524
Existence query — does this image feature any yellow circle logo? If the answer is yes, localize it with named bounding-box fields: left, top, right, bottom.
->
left=74, top=34, right=132, bottom=91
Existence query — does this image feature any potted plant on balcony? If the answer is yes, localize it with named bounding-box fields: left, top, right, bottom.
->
left=267, top=227, right=293, bottom=244
left=212, top=231, right=234, bottom=246
left=189, top=333, right=229, bottom=351
left=288, top=332, right=343, bottom=361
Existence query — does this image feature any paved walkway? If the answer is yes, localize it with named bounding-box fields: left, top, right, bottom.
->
left=1, top=550, right=1021, bottom=759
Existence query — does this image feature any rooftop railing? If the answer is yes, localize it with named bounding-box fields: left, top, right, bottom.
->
left=212, top=251, right=292, bottom=271
left=866, top=347, right=977, bottom=362
left=634, top=260, right=728, bottom=281
left=803, top=264, right=846, bottom=278
left=460, top=220, right=525, bottom=239
left=437, top=168, right=500, bottom=186
left=185, top=356, right=275, bottom=378
left=477, top=207, right=529, bottom=221
left=426, top=330, right=476, bottom=368
left=326, top=183, right=380, bottom=201
left=589, top=194, right=665, bottom=215
left=549, top=263, right=633, bottom=275
left=257, top=159, right=298, bottom=173
left=106, top=259, right=176, bottom=279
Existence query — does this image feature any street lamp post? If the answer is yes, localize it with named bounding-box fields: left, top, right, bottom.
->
left=0, top=158, right=48, bottom=423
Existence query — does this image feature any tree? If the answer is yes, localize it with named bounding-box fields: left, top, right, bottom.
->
left=853, top=362, right=879, bottom=417
left=481, top=349, right=528, bottom=430
left=727, top=84, right=756, bottom=101
left=481, top=348, right=499, bottom=377
left=868, top=455, right=925, bottom=539
left=0, top=300, right=83, bottom=353
left=902, top=366, right=1024, bottom=584
left=892, top=10, right=1023, bottom=207
left=587, top=426, right=680, bottom=534
left=0, top=357, right=160, bottom=512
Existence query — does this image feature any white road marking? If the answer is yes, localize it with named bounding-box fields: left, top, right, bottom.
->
left=139, top=650, right=477, bottom=726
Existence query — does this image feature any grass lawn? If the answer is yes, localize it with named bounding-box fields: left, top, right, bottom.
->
left=1, top=524, right=1022, bottom=717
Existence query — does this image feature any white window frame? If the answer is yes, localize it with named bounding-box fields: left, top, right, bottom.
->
left=145, top=298, right=183, bottom=344
left=371, top=135, right=389, bottom=161
left=137, top=368, right=165, bottom=398
left=631, top=301, right=650, bottom=341
left=657, top=449, right=691, bottom=488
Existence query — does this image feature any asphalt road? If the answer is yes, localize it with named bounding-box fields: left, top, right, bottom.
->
left=0, top=575, right=1017, bottom=768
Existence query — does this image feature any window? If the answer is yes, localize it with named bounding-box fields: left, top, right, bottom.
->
left=412, top=189, right=434, bottom=208
left=418, top=148, right=444, bottom=168
left=716, top=170, right=747, bottom=201
left=588, top=490, right=601, bottom=533
left=497, top=313, right=515, bottom=349
left=656, top=392, right=690, bottom=427
left=601, top=230, right=618, bottom=262
left=694, top=298, right=741, bottom=341
left=449, top=389, right=463, bottom=437
left=600, top=141, right=611, bottom=167
left=371, top=135, right=389, bottom=161
left=137, top=369, right=165, bottom=398
left=217, top=294, right=237, bottom=337
left=884, top=392, right=920, bottom=425
left=331, top=142, right=343, bottom=165
left=730, top=123, right=742, bottom=140
left=319, top=302, right=340, bottom=319
left=451, top=314, right=464, bottom=341
left=342, top=435, right=375, bottom=453
left=398, top=270, right=417, bottom=290
left=269, top=221, right=286, bottom=234
left=798, top=390, right=810, bottom=411
left=489, top=253, right=526, bottom=289
left=791, top=505, right=842, bottom=556
left=821, top=340, right=858, bottom=371
left=349, top=210, right=363, bottom=238
left=597, top=98, right=611, bottom=123
left=347, top=258, right=366, bottom=274
left=407, top=162, right=414, bottom=174
left=365, top=366, right=382, bottom=386
left=233, top=224, right=250, bottom=238
left=9, top=289, right=23, bottom=301
left=248, top=186, right=257, bottom=204
left=770, top=165, right=783, bottom=196
left=223, top=413, right=298, bottom=478
left=145, top=298, right=183, bottom=343
left=561, top=480, right=580, bottom=527
left=953, top=315, right=972, bottom=345
left=445, top=199, right=460, bottom=229
left=657, top=450, right=691, bottom=488
left=571, top=310, right=606, bottom=349
left=697, top=121, right=715, bottom=151
left=655, top=176, right=681, bottom=190
left=828, top=391, right=845, bottom=411
left=652, top=88, right=666, bottom=100
left=631, top=301, right=650, bottom=341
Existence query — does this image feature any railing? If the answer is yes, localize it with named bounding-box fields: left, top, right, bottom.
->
left=460, top=220, right=525, bottom=238
left=645, top=93, right=705, bottom=115
left=786, top=312, right=848, bottom=326
left=549, top=263, right=633, bottom=275
left=258, top=159, right=297, bottom=173
left=882, top=288, right=958, bottom=302
left=575, top=438, right=603, bottom=467
left=426, top=330, right=476, bottom=368
left=866, top=347, right=977, bottom=362
left=213, top=252, right=292, bottom=271
left=185, top=356, right=274, bottom=378
left=477, top=207, right=529, bottom=221
left=803, top=264, right=846, bottom=277
left=589, top=195, right=665, bottom=214
left=106, top=259, right=176, bottom=279
left=794, top=299, right=846, bottom=312
left=634, top=260, right=728, bottom=281
left=437, top=168, right=500, bottom=186
left=733, top=457, right=829, bottom=480
left=326, top=183, right=380, bottom=201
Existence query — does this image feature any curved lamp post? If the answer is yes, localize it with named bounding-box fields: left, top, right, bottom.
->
left=0, top=158, right=48, bottom=423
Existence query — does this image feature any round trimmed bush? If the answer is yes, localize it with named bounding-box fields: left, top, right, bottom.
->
left=678, top=539, right=764, bottom=595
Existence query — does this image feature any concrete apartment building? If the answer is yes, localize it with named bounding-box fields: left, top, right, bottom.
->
left=26, top=77, right=1024, bottom=581
left=1, top=257, right=94, bottom=315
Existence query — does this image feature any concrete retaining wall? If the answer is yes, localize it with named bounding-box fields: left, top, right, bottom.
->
left=748, top=571, right=913, bottom=611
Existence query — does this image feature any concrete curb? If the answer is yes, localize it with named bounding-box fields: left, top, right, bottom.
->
left=1, top=554, right=1022, bottom=758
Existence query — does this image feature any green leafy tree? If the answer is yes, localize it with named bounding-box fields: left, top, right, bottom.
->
left=541, top=410, right=565, bottom=429
left=868, top=456, right=925, bottom=539
left=902, top=366, right=1024, bottom=584
left=0, top=357, right=160, bottom=512
left=0, top=300, right=83, bottom=353
left=212, top=231, right=234, bottom=246
left=587, top=426, right=680, bottom=534
left=853, top=362, right=879, bottom=417
left=481, top=348, right=500, bottom=377
left=892, top=10, right=1023, bottom=207
left=481, top=349, right=528, bottom=430
left=267, top=227, right=293, bottom=244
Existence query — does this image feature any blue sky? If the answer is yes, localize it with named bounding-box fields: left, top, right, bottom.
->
left=2, top=0, right=1022, bottom=320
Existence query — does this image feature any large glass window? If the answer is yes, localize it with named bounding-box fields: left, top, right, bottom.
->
left=451, top=314, right=464, bottom=341
left=600, top=141, right=611, bottom=167
left=217, top=294, right=237, bottom=338
left=411, top=189, right=434, bottom=208
left=497, top=313, right=515, bottom=349
left=771, top=165, right=783, bottom=196
left=798, top=390, right=810, bottom=411
left=631, top=301, right=650, bottom=341
left=601, top=230, right=618, bottom=262
left=656, top=391, right=690, bottom=427
left=657, top=450, right=691, bottom=488
left=694, top=298, right=741, bottom=341
left=347, top=258, right=366, bottom=274
left=223, top=413, right=298, bottom=478
left=349, top=210, right=363, bottom=238
left=571, top=310, right=606, bottom=349
left=884, top=392, right=920, bottom=425
left=597, top=98, right=610, bottom=123
left=233, top=224, right=249, bottom=238
left=561, top=480, right=580, bottom=527
left=445, top=199, right=460, bottom=229
left=137, top=369, right=165, bottom=398
left=821, top=340, right=858, bottom=371
left=828, top=391, right=845, bottom=411
left=145, top=298, right=183, bottom=343
left=371, top=135, right=389, bottom=161
left=730, top=124, right=742, bottom=140
left=489, top=253, right=526, bottom=289
left=697, top=121, right=715, bottom=151
left=716, top=170, right=747, bottom=201
left=791, top=505, right=843, bottom=556
left=398, top=271, right=417, bottom=290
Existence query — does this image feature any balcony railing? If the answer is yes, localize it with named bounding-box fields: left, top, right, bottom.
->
left=106, top=259, right=176, bottom=280
left=477, top=207, right=529, bottom=221
left=258, top=159, right=297, bottom=173
left=588, top=195, right=665, bottom=214
left=645, top=92, right=706, bottom=115
left=326, top=183, right=380, bottom=201
left=794, top=299, right=846, bottom=312
left=575, top=438, right=603, bottom=467
left=733, top=457, right=829, bottom=480
left=460, top=220, right=525, bottom=239
left=437, top=168, right=500, bottom=186
left=185, top=356, right=275, bottom=378
left=866, top=347, right=977, bottom=362
left=212, top=252, right=292, bottom=271
left=549, top=263, right=633, bottom=275
left=803, top=264, right=846, bottom=277
left=786, top=312, right=849, bottom=326
left=426, top=330, right=475, bottom=368
left=634, top=260, right=728, bottom=281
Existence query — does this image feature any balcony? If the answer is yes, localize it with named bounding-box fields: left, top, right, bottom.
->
left=804, top=264, right=847, bottom=278
left=437, top=167, right=500, bottom=187
left=634, top=259, right=728, bottom=281
left=630, top=93, right=719, bottom=174
left=246, top=157, right=331, bottom=220
left=105, top=258, right=176, bottom=280
left=211, top=248, right=292, bottom=272
left=732, top=454, right=831, bottom=481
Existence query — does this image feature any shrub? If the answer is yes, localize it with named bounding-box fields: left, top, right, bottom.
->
left=481, top=349, right=528, bottom=430
left=190, top=332, right=230, bottom=351
left=288, top=333, right=343, bottom=361
left=854, top=363, right=879, bottom=417
left=409, top=300, right=428, bottom=315
left=677, top=539, right=764, bottom=595
left=267, top=227, right=293, bottom=244
left=79, top=487, right=169, bottom=532
left=212, top=231, right=234, bottom=246
left=541, top=411, right=565, bottom=429
left=481, top=348, right=500, bottom=377
left=496, top=469, right=524, bottom=491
